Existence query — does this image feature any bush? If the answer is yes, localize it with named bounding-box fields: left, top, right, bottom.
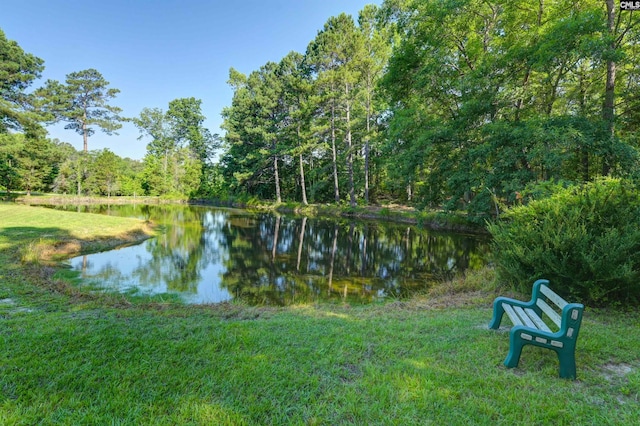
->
left=489, top=178, right=640, bottom=306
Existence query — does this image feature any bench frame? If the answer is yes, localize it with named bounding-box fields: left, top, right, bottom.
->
left=489, top=279, right=584, bottom=379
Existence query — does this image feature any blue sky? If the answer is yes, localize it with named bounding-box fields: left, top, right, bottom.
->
left=2, top=0, right=381, bottom=160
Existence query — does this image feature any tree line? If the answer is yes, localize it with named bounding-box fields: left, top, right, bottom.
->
left=222, top=0, right=639, bottom=220
left=0, top=28, right=219, bottom=199
left=2, top=0, right=639, bottom=220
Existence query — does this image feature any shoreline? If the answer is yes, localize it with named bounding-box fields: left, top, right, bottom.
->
left=34, top=227, right=155, bottom=263
left=14, top=193, right=488, bottom=235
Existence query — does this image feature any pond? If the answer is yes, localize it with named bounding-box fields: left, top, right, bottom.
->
left=57, top=204, right=490, bottom=305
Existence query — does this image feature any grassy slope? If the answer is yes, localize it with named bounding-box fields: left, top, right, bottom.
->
left=0, top=203, right=153, bottom=262
left=1, top=203, right=639, bottom=425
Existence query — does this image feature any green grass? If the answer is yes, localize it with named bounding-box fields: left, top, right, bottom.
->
left=1, top=202, right=639, bottom=424
left=0, top=203, right=153, bottom=262
left=0, top=203, right=151, bottom=239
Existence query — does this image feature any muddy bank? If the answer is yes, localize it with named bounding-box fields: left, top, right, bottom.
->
left=33, top=226, right=155, bottom=263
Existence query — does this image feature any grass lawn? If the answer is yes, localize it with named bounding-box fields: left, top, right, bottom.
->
left=1, top=203, right=639, bottom=425
left=0, top=203, right=154, bottom=263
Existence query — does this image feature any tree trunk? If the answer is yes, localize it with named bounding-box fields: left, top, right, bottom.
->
left=345, top=83, right=356, bottom=207
left=331, top=95, right=340, bottom=203
left=578, top=68, right=589, bottom=182
left=364, top=86, right=371, bottom=204
left=274, top=150, right=281, bottom=203
left=272, top=215, right=281, bottom=261
left=602, top=0, right=616, bottom=176
left=328, top=225, right=338, bottom=293
left=296, top=217, right=307, bottom=271
left=297, top=124, right=308, bottom=205
left=82, top=109, right=88, bottom=153
left=360, top=224, right=368, bottom=277
left=515, top=2, right=544, bottom=121
left=514, top=69, right=531, bottom=122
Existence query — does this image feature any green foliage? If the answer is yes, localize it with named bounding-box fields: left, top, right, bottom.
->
left=4, top=0, right=640, bottom=210
left=306, top=13, right=364, bottom=205
left=0, top=133, right=65, bottom=194
left=140, top=154, right=169, bottom=196
left=166, top=97, right=217, bottom=166
left=43, top=145, right=146, bottom=197
left=221, top=63, right=286, bottom=201
left=18, top=137, right=58, bottom=194
left=0, top=28, right=45, bottom=134
left=117, top=157, right=144, bottom=196
left=133, top=107, right=174, bottom=157
left=489, top=178, right=640, bottom=306
left=379, top=0, right=640, bottom=217
left=118, top=173, right=144, bottom=197
left=86, top=149, right=121, bottom=197
left=53, top=150, right=88, bottom=195
left=196, top=164, right=227, bottom=198
left=221, top=7, right=392, bottom=206
left=135, top=99, right=215, bottom=198
left=36, top=68, right=123, bottom=152
left=0, top=133, right=22, bottom=192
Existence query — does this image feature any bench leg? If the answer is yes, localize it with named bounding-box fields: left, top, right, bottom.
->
left=489, top=298, right=507, bottom=329
left=504, top=332, right=525, bottom=368
left=557, top=350, right=577, bottom=379
left=505, top=335, right=578, bottom=379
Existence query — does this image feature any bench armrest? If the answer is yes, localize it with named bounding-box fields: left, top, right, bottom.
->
left=558, top=303, right=584, bottom=340
left=488, top=279, right=549, bottom=329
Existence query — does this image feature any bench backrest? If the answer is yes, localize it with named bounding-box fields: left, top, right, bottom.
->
left=534, top=281, right=583, bottom=340
left=537, top=284, right=566, bottom=329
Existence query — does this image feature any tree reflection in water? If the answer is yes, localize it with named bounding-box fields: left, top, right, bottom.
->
left=64, top=205, right=489, bottom=305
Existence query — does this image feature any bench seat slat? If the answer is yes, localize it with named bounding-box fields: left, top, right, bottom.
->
left=540, top=284, right=568, bottom=309
left=502, top=303, right=554, bottom=333
left=513, top=306, right=537, bottom=329
left=536, top=298, right=562, bottom=328
left=502, top=303, right=523, bottom=326
left=524, top=308, right=552, bottom=333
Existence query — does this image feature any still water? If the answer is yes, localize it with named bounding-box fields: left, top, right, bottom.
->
left=60, top=205, right=489, bottom=305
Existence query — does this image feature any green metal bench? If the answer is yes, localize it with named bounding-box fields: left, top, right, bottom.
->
left=489, top=279, right=584, bottom=379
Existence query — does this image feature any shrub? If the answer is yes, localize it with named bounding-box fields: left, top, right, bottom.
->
left=489, top=178, right=640, bottom=306
left=379, top=207, right=391, bottom=217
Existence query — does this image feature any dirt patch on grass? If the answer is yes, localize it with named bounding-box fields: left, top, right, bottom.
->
left=381, top=291, right=492, bottom=310
left=416, top=291, right=494, bottom=308
left=600, top=363, right=638, bottom=405
left=602, top=363, right=634, bottom=381
left=0, top=298, right=33, bottom=314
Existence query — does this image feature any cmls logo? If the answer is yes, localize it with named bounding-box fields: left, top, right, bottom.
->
left=620, top=1, right=640, bottom=10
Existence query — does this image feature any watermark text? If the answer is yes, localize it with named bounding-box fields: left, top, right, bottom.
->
left=620, top=1, right=640, bottom=10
